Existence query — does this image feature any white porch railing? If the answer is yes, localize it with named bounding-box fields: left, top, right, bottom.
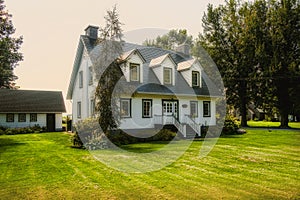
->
left=154, top=115, right=186, bottom=137
left=185, top=115, right=201, bottom=136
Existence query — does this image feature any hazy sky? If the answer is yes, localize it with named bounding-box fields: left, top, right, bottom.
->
left=5, top=0, right=224, bottom=113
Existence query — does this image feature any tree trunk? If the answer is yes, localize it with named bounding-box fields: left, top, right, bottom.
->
left=279, top=110, right=289, bottom=128
left=239, top=80, right=248, bottom=127
left=240, top=97, right=248, bottom=127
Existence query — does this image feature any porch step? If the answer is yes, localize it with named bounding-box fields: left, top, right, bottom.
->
left=185, top=125, right=198, bottom=139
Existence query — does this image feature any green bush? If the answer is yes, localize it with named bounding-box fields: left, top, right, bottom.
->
left=0, top=126, right=42, bottom=135
left=149, top=129, right=177, bottom=141
left=72, top=118, right=179, bottom=150
left=222, top=115, right=241, bottom=135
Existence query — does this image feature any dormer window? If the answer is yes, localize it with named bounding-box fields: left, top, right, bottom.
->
left=130, top=63, right=140, bottom=82
left=164, top=68, right=172, bottom=85
left=192, top=71, right=200, bottom=87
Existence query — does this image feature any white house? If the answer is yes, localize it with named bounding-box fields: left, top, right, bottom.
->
left=67, top=26, right=222, bottom=137
left=0, top=89, right=66, bottom=132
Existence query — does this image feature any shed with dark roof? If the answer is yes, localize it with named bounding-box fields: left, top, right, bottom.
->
left=0, top=89, right=66, bottom=132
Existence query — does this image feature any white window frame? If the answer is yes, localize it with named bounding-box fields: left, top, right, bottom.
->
left=192, top=71, right=200, bottom=87
left=190, top=101, right=198, bottom=118
left=30, top=113, right=37, bottom=122
left=79, top=71, right=83, bottom=88
left=142, top=99, right=152, bottom=118
left=88, top=67, right=93, bottom=85
left=163, top=68, right=172, bottom=85
left=130, top=63, right=140, bottom=82
left=90, top=99, right=95, bottom=117
left=18, top=113, right=26, bottom=122
left=120, top=98, right=131, bottom=118
left=77, top=102, right=82, bottom=119
left=6, top=113, right=14, bottom=122
left=203, top=101, right=211, bottom=117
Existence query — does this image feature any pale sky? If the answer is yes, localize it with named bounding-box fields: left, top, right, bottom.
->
left=5, top=0, right=224, bottom=114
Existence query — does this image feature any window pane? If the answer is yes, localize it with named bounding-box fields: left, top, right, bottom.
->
left=90, top=99, right=95, bottom=116
left=6, top=114, right=14, bottom=122
left=164, top=68, right=172, bottom=84
left=192, top=71, right=199, bottom=87
left=190, top=101, right=198, bottom=117
left=79, top=71, right=83, bottom=88
left=121, top=99, right=131, bottom=117
left=77, top=102, right=81, bottom=118
left=18, top=114, right=26, bottom=122
left=203, top=101, right=211, bottom=117
left=30, top=114, right=37, bottom=122
left=143, top=100, right=152, bottom=118
left=130, top=64, right=139, bottom=81
left=89, top=67, right=93, bottom=85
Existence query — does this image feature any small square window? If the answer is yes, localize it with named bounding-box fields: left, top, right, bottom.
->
left=6, top=114, right=14, bottom=122
left=164, top=68, right=172, bottom=84
left=18, top=114, right=26, bottom=122
left=203, top=101, right=211, bottom=117
left=30, top=114, right=37, bottom=122
left=130, top=63, right=140, bottom=82
left=120, top=99, right=131, bottom=118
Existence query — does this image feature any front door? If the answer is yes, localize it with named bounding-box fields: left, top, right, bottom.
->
left=162, top=100, right=179, bottom=123
left=46, top=114, right=56, bottom=132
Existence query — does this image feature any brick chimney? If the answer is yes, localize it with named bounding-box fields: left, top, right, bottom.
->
left=84, top=25, right=99, bottom=40
left=175, top=43, right=190, bottom=55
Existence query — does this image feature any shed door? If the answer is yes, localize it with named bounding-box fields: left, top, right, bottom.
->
left=46, top=114, right=56, bottom=132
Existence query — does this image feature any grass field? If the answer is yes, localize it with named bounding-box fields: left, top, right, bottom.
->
left=247, top=121, right=300, bottom=128
left=0, top=129, right=299, bottom=199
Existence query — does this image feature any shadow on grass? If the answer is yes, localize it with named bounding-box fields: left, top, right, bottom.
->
left=120, top=141, right=172, bottom=153
left=0, top=138, right=26, bottom=153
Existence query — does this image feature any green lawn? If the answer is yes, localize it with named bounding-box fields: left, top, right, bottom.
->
left=247, top=121, right=300, bottom=128
left=0, top=130, right=299, bottom=199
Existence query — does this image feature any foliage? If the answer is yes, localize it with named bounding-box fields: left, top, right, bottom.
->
left=222, top=115, right=241, bottom=135
left=0, top=125, right=45, bottom=135
left=94, top=5, right=124, bottom=133
left=0, top=0, right=23, bottom=89
left=199, top=0, right=300, bottom=128
left=143, top=29, right=193, bottom=51
left=73, top=118, right=178, bottom=149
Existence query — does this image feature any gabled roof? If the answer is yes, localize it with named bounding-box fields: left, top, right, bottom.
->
left=120, top=49, right=146, bottom=63
left=0, top=89, right=66, bottom=113
left=177, top=58, right=198, bottom=71
left=67, top=34, right=222, bottom=99
left=148, top=53, right=177, bottom=68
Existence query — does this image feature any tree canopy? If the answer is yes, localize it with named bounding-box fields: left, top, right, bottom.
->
left=0, top=0, right=23, bottom=89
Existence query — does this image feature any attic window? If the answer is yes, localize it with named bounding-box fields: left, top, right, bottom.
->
left=130, top=63, right=140, bottom=82
left=79, top=71, right=83, bottom=88
left=88, top=67, right=93, bottom=85
left=164, top=68, right=172, bottom=85
left=192, top=71, right=200, bottom=87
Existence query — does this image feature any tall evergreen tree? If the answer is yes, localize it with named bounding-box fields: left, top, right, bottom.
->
left=198, top=0, right=255, bottom=127
left=267, top=0, right=300, bottom=127
left=94, top=5, right=124, bottom=133
left=0, top=0, right=23, bottom=89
